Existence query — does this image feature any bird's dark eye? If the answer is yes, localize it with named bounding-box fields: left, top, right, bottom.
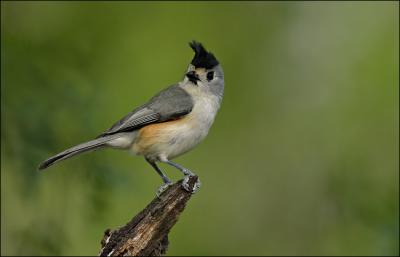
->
left=207, top=71, right=214, bottom=81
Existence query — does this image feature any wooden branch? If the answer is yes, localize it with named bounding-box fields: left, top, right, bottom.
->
left=99, top=176, right=199, bottom=256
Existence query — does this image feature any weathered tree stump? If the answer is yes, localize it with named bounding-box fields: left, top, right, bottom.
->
left=99, top=176, right=199, bottom=256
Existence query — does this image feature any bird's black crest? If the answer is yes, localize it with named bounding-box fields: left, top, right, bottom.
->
left=189, top=41, right=219, bottom=69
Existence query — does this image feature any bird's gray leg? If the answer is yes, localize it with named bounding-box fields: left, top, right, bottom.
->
left=162, top=160, right=201, bottom=193
left=163, top=160, right=195, bottom=176
left=146, top=158, right=173, bottom=197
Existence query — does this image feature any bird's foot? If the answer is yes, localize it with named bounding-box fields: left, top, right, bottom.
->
left=182, top=174, right=201, bottom=193
left=156, top=181, right=173, bottom=198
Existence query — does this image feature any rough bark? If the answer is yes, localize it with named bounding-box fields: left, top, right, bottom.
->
left=99, top=176, right=199, bottom=256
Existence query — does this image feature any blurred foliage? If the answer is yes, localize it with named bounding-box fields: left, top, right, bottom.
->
left=1, top=2, right=398, bottom=256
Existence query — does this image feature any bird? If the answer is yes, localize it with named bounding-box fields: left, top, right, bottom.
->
left=38, top=41, right=224, bottom=195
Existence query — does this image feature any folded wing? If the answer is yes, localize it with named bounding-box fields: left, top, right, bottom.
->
left=97, top=85, right=193, bottom=137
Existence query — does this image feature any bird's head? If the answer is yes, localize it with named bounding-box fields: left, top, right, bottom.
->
left=183, top=41, right=224, bottom=98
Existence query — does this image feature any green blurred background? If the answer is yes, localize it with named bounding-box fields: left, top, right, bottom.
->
left=1, top=1, right=398, bottom=256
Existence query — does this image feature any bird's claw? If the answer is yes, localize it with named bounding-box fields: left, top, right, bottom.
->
left=156, top=181, right=173, bottom=197
left=182, top=175, right=201, bottom=193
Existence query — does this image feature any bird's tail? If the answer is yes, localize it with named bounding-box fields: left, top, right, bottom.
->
left=38, top=135, right=118, bottom=171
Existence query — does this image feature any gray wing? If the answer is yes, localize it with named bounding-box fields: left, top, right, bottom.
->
left=97, top=85, right=193, bottom=137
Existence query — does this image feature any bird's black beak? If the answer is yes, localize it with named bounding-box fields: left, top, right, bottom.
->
left=186, top=71, right=199, bottom=84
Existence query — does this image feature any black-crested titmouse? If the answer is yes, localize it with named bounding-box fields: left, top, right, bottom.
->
left=38, top=41, right=224, bottom=194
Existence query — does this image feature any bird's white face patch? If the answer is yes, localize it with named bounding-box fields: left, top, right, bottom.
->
left=195, top=68, right=206, bottom=74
